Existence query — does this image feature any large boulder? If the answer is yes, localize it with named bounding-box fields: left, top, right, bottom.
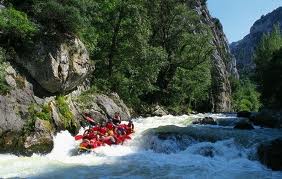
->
left=23, top=119, right=54, bottom=155
left=250, top=110, right=282, bottom=128
left=234, top=121, right=254, bottom=130
left=96, top=94, right=131, bottom=120
left=237, top=111, right=252, bottom=118
left=74, top=93, right=131, bottom=122
left=0, top=64, right=35, bottom=137
left=151, top=105, right=169, bottom=117
left=16, top=37, right=94, bottom=93
left=257, top=138, right=282, bottom=171
left=0, top=119, right=54, bottom=156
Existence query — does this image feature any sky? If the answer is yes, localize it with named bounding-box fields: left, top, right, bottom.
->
left=207, top=0, right=282, bottom=43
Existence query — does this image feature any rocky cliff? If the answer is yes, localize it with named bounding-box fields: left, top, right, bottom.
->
left=194, top=1, right=239, bottom=112
left=230, top=7, right=282, bottom=74
left=0, top=36, right=131, bottom=155
left=0, top=1, right=239, bottom=155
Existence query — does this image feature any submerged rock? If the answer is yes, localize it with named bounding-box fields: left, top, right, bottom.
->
left=192, top=117, right=217, bottom=125
left=251, top=110, right=282, bottom=128
left=234, top=121, right=254, bottom=130
left=257, top=138, right=282, bottom=171
left=237, top=111, right=252, bottom=118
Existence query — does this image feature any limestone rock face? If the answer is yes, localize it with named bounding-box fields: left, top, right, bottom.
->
left=23, top=119, right=54, bottom=155
left=75, top=93, right=131, bottom=122
left=0, top=64, right=34, bottom=136
left=193, top=1, right=239, bottom=112
left=16, top=37, right=93, bottom=93
left=230, top=7, right=282, bottom=74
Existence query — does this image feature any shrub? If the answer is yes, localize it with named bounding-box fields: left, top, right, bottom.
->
left=24, top=103, right=52, bottom=133
left=231, top=78, right=261, bottom=112
left=32, top=0, right=83, bottom=35
left=56, top=96, right=77, bottom=132
left=0, top=48, right=10, bottom=95
left=0, top=8, right=38, bottom=46
left=254, top=25, right=282, bottom=109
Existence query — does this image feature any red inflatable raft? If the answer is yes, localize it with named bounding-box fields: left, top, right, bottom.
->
left=75, top=121, right=134, bottom=152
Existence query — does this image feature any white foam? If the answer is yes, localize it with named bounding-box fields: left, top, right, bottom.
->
left=0, top=114, right=281, bottom=178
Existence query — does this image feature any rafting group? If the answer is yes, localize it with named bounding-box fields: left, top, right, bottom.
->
left=75, top=112, right=134, bottom=152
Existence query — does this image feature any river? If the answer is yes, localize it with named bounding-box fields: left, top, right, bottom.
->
left=0, top=114, right=282, bottom=178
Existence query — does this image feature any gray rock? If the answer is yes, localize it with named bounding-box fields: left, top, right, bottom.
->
left=5, top=75, right=17, bottom=88
left=234, top=121, right=254, bottom=130
left=230, top=7, right=282, bottom=74
left=194, top=1, right=238, bottom=112
left=237, top=111, right=252, bottom=118
left=50, top=101, right=64, bottom=130
left=250, top=109, right=282, bottom=128
left=24, top=119, right=54, bottom=155
left=192, top=117, right=217, bottom=125
left=96, top=94, right=130, bottom=120
left=109, top=92, right=131, bottom=118
left=151, top=105, right=168, bottom=116
left=0, top=71, right=34, bottom=134
left=74, top=92, right=131, bottom=123
left=257, top=137, right=282, bottom=171
left=5, top=65, right=17, bottom=75
left=16, top=37, right=94, bottom=93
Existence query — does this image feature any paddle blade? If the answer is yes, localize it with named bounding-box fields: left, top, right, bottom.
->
left=75, top=135, right=83, bottom=140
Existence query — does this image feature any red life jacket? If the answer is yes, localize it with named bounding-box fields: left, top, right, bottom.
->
left=106, top=123, right=114, bottom=130
left=92, top=126, right=100, bottom=131
left=99, top=127, right=107, bottom=135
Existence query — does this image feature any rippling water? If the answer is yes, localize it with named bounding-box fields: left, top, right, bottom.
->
left=0, top=114, right=282, bottom=179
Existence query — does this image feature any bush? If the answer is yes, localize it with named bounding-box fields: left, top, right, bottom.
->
left=231, top=78, right=261, bottom=112
left=0, top=48, right=10, bottom=95
left=0, top=8, right=38, bottom=46
left=56, top=96, right=76, bottom=132
left=32, top=0, right=83, bottom=35
left=24, top=103, right=52, bottom=133
left=254, top=25, right=282, bottom=109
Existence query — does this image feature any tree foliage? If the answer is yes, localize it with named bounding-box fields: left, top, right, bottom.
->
left=0, top=48, right=10, bottom=95
left=1, top=0, right=222, bottom=113
left=0, top=7, right=38, bottom=47
left=143, top=0, right=213, bottom=110
left=231, top=77, right=261, bottom=112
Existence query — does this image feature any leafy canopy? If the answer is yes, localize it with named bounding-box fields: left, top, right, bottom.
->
left=254, top=24, right=282, bottom=109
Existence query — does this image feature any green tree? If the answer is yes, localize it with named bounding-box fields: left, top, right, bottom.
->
left=0, top=7, right=38, bottom=47
left=170, top=62, right=212, bottom=113
left=92, top=0, right=166, bottom=106
left=231, top=78, right=261, bottom=112
left=144, top=0, right=213, bottom=108
left=254, top=24, right=282, bottom=108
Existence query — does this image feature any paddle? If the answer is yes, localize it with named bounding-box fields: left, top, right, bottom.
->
left=74, top=135, right=83, bottom=140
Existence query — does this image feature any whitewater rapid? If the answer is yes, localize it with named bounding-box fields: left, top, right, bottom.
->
left=0, top=114, right=282, bottom=179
